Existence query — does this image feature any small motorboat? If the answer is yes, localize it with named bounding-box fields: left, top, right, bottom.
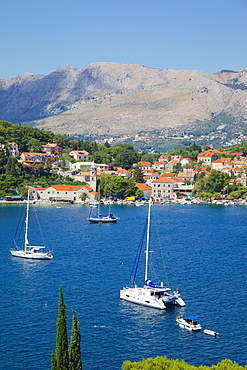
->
left=176, top=315, right=202, bottom=331
left=204, top=329, right=219, bottom=336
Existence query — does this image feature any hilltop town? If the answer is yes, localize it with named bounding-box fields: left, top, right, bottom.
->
left=1, top=120, right=247, bottom=204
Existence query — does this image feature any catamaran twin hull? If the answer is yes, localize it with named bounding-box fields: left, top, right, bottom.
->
left=120, top=287, right=186, bottom=310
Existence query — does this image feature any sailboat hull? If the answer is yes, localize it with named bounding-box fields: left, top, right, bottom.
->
left=10, top=249, right=53, bottom=260
left=87, top=216, right=117, bottom=223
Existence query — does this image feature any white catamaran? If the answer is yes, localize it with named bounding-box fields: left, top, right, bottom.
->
left=10, top=190, right=53, bottom=260
left=120, top=198, right=185, bottom=309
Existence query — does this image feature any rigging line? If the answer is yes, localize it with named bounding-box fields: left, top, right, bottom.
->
left=12, top=205, right=25, bottom=249
left=151, top=206, right=170, bottom=288
left=33, top=204, right=46, bottom=247
left=128, top=216, right=148, bottom=287
left=13, top=205, right=25, bottom=241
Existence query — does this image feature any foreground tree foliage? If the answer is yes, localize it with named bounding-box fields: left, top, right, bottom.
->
left=122, top=356, right=247, bottom=370
left=69, top=311, right=82, bottom=370
left=53, top=287, right=69, bottom=370
left=52, top=287, right=82, bottom=370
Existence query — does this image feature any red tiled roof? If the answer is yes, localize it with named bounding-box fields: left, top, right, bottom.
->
left=160, top=172, right=174, bottom=177
left=83, top=185, right=93, bottom=191
left=116, top=168, right=130, bottom=174
left=154, top=161, right=166, bottom=165
left=71, top=150, right=89, bottom=155
left=51, top=185, right=83, bottom=191
left=153, top=177, right=184, bottom=183
left=138, top=161, right=151, bottom=166
left=135, top=183, right=152, bottom=190
left=198, top=152, right=216, bottom=158
left=229, top=179, right=241, bottom=184
left=22, top=152, right=49, bottom=156
left=212, top=158, right=232, bottom=163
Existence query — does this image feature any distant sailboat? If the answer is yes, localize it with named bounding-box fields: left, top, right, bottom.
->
left=120, top=198, right=185, bottom=309
left=10, top=190, right=53, bottom=260
left=87, top=187, right=119, bottom=223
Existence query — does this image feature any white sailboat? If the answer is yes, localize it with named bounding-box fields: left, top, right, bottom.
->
left=120, top=198, right=185, bottom=309
left=10, top=190, right=53, bottom=260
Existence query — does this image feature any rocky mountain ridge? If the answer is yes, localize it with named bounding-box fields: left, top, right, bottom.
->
left=1, top=62, right=247, bottom=137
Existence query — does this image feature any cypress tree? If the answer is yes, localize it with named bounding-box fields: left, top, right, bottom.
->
left=51, top=352, right=57, bottom=370
left=69, top=310, right=82, bottom=370
left=54, top=286, right=69, bottom=370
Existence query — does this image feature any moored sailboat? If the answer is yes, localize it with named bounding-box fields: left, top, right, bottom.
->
left=10, top=190, right=53, bottom=260
left=87, top=187, right=119, bottom=223
left=120, top=198, right=185, bottom=309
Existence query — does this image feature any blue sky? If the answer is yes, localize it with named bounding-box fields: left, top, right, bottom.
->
left=1, top=0, right=247, bottom=79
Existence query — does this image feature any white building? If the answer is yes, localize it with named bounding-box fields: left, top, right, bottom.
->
left=30, top=184, right=97, bottom=203
left=71, top=161, right=108, bottom=172
left=69, top=150, right=89, bottom=161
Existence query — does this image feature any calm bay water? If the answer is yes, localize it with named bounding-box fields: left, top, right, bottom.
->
left=0, top=202, right=247, bottom=370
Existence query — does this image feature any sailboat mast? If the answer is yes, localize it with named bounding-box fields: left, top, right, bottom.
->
left=24, top=189, right=30, bottom=251
left=145, top=198, right=151, bottom=281
left=98, top=185, right=100, bottom=217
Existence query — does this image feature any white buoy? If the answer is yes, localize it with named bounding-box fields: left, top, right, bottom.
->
left=204, top=329, right=219, bottom=336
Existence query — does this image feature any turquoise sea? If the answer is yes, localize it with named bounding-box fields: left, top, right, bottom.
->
left=0, top=202, right=247, bottom=370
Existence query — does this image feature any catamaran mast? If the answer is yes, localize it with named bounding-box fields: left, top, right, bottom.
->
left=145, top=198, right=151, bottom=281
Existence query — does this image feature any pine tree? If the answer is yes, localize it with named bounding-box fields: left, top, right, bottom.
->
left=69, top=310, right=82, bottom=370
left=54, top=286, right=69, bottom=370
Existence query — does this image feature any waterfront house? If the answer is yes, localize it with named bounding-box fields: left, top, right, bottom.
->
left=30, top=184, right=96, bottom=203
left=165, top=159, right=179, bottom=171
left=20, top=152, right=53, bottom=163
left=158, top=154, right=169, bottom=162
left=69, top=150, right=89, bottom=161
left=153, top=161, right=166, bottom=171
left=71, top=161, right=93, bottom=171
left=5, top=142, right=20, bottom=157
left=71, top=161, right=108, bottom=172
left=42, top=143, right=61, bottom=155
left=177, top=171, right=196, bottom=182
left=137, top=161, right=152, bottom=173
left=212, top=158, right=233, bottom=171
left=144, top=173, right=160, bottom=186
left=115, top=167, right=132, bottom=179
left=151, top=176, right=185, bottom=199
left=232, top=159, right=247, bottom=168
left=181, top=157, right=192, bottom=167
left=159, top=171, right=175, bottom=177
left=197, top=150, right=220, bottom=166
left=135, top=183, right=152, bottom=198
